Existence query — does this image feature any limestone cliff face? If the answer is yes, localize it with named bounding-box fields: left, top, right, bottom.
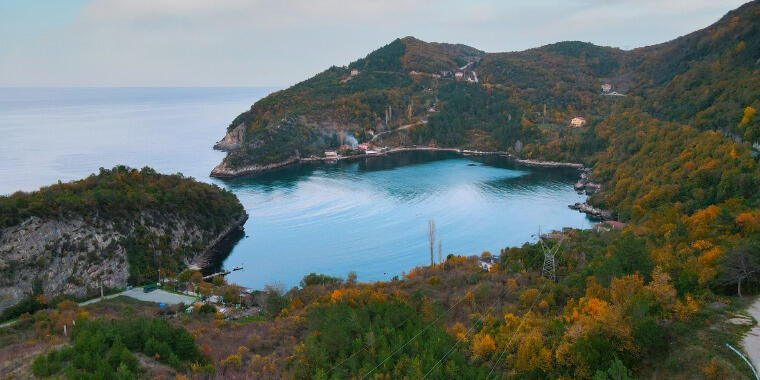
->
left=0, top=212, right=247, bottom=313
left=213, top=123, right=247, bottom=151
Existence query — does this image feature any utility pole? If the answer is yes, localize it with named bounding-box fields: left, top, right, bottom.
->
left=438, top=240, right=442, bottom=264
left=542, top=104, right=546, bottom=125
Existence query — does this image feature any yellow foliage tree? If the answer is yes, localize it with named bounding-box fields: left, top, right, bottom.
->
left=472, top=333, right=496, bottom=358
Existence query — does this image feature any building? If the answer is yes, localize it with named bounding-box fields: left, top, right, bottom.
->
left=357, top=142, right=370, bottom=151
left=324, top=151, right=338, bottom=159
left=350, top=69, right=359, bottom=76
left=478, top=255, right=499, bottom=271
left=455, top=72, right=464, bottom=80
left=601, top=83, right=612, bottom=92
left=570, top=117, right=586, bottom=127
left=207, top=295, right=223, bottom=304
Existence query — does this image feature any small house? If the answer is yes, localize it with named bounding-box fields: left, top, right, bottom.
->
left=570, top=117, right=586, bottom=127
left=207, top=295, right=223, bottom=304
left=601, top=83, right=612, bottom=92
left=455, top=72, right=464, bottom=80
left=350, top=69, right=359, bottom=76
left=478, top=255, right=499, bottom=271
left=324, top=151, right=338, bottom=159
left=357, top=143, right=370, bottom=151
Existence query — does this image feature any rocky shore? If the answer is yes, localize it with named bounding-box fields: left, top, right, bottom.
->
left=566, top=168, right=614, bottom=220
left=573, top=168, right=602, bottom=195
left=569, top=202, right=612, bottom=220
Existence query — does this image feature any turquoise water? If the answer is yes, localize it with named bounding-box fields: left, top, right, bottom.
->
left=0, top=88, right=592, bottom=289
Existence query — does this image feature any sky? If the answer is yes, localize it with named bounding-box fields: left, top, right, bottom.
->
left=0, top=0, right=749, bottom=87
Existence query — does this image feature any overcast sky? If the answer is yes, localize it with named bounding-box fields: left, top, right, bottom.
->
left=0, top=0, right=748, bottom=87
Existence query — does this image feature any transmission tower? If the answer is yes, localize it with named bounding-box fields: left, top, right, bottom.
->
left=538, top=227, right=564, bottom=282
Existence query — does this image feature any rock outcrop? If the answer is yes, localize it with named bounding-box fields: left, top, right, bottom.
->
left=0, top=212, right=247, bottom=313
left=213, top=123, right=247, bottom=151
left=569, top=202, right=612, bottom=220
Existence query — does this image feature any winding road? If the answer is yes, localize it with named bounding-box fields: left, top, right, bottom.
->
left=742, top=297, right=760, bottom=373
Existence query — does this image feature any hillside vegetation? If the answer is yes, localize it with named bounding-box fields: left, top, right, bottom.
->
left=202, top=1, right=760, bottom=378
left=10, top=1, right=760, bottom=379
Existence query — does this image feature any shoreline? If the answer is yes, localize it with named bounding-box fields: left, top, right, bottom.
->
left=189, top=212, right=249, bottom=270
left=210, top=145, right=611, bottom=220
left=209, top=146, right=585, bottom=178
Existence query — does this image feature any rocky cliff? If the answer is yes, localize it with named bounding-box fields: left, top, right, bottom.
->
left=0, top=212, right=246, bottom=313
left=0, top=166, right=248, bottom=314
left=213, top=123, right=246, bottom=151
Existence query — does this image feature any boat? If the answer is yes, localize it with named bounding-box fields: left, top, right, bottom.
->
left=232, top=265, right=244, bottom=271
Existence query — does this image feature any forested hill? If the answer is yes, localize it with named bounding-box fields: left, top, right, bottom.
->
left=0, top=166, right=246, bottom=318
left=213, top=1, right=759, bottom=175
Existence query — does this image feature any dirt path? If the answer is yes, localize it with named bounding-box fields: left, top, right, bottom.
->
left=742, top=297, right=760, bottom=371
left=370, top=121, right=421, bottom=142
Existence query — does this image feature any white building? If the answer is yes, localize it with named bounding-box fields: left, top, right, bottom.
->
left=570, top=117, right=586, bottom=127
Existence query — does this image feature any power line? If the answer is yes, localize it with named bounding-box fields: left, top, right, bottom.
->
left=486, top=279, right=550, bottom=379
left=324, top=316, right=414, bottom=377
left=422, top=292, right=505, bottom=379
left=360, top=286, right=476, bottom=379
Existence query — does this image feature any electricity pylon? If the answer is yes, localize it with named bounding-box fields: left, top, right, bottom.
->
left=538, top=227, right=564, bottom=282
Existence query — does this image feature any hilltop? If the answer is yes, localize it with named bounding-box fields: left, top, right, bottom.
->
left=212, top=2, right=759, bottom=178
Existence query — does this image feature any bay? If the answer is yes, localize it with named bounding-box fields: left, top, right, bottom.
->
left=0, top=87, right=592, bottom=289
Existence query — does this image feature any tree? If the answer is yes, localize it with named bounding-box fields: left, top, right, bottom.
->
left=592, top=357, right=634, bottom=380
left=428, top=220, right=436, bottom=266
left=718, top=246, right=760, bottom=297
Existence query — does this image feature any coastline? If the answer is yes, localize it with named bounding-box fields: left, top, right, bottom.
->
left=210, top=146, right=584, bottom=178
left=210, top=146, right=612, bottom=221
left=189, top=212, right=249, bottom=270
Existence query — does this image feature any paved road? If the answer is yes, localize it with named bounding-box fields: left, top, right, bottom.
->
left=742, top=297, right=760, bottom=372
left=80, top=288, right=196, bottom=306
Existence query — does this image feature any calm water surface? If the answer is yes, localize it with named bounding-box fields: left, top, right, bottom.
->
left=0, top=88, right=592, bottom=289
